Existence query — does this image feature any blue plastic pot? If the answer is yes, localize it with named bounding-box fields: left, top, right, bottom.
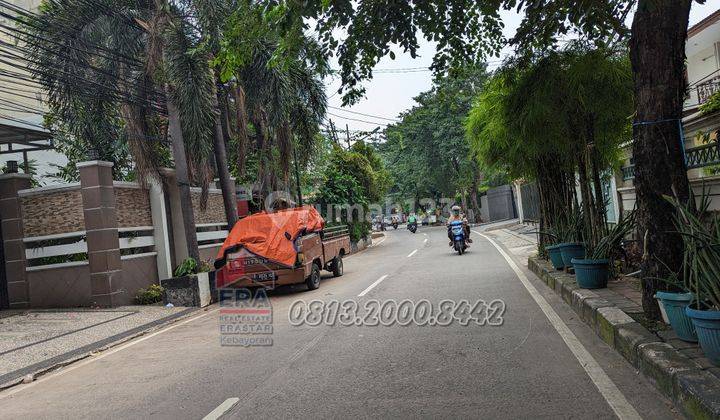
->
left=571, top=258, right=609, bottom=289
left=655, top=291, right=697, bottom=342
left=559, top=242, right=585, bottom=268
left=546, top=244, right=564, bottom=270
left=686, top=304, right=720, bottom=365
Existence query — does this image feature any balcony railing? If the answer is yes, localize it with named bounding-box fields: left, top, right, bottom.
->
left=621, top=165, right=635, bottom=181
left=621, top=141, right=720, bottom=181
left=697, top=76, right=720, bottom=105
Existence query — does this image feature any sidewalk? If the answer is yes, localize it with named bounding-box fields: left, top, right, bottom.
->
left=484, top=222, right=720, bottom=418
left=0, top=305, right=196, bottom=388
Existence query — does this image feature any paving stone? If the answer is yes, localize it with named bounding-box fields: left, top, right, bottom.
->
left=673, top=369, right=720, bottom=419
left=638, top=342, right=699, bottom=397
left=596, top=306, right=636, bottom=346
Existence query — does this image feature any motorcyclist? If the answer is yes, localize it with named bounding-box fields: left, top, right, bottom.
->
left=407, top=213, right=418, bottom=229
left=446, top=205, right=472, bottom=246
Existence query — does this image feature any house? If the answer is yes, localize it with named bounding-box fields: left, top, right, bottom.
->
left=0, top=0, right=67, bottom=184
left=617, top=7, right=720, bottom=212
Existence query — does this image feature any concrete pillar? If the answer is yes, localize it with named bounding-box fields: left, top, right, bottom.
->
left=0, top=173, right=32, bottom=308
left=148, top=178, right=172, bottom=280
left=78, top=160, right=121, bottom=307
left=514, top=181, right=525, bottom=223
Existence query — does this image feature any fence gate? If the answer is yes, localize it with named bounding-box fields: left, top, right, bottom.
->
left=520, top=182, right=541, bottom=222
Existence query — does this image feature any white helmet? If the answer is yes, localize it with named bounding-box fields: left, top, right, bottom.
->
left=451, top=205, right=461, bottom=214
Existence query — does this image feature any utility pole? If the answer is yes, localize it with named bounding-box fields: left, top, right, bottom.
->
left=328, top=120, right=339, bottom=144
left=345, top=124, right=351, bottom=149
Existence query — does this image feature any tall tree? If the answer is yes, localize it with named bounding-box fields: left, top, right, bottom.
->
left=380, top=65, right=489, bottom=217
left=25, top=0, right=222, bottom=263
left=216, top=5, right=328, bottom=204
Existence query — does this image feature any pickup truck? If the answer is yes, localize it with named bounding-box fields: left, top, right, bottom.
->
left=216, top=225, right=351, bottom=291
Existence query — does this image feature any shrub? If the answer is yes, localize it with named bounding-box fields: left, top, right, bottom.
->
left=135, top=284, right=164, bottom=305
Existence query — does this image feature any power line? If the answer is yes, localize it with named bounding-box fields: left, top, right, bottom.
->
left=327, top=106, right=400, bottom=122
left=326, top=112, right=388, bottom=127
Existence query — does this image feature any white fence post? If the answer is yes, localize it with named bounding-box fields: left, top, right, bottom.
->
left=149, top=178, right=172, bottom=280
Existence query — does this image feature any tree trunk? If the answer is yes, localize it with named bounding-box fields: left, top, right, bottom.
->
left=629, top=0, right=692, bottom=319
left=166, top=93, right=200, bottom=263
left=211, top=81, right=238, bottom=228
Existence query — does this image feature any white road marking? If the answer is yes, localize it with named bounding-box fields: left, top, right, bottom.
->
left=423, top=233, right=427, bottom=236
left=203, top=398, right=240, bottom=420
left=423, top=238, right=428, bottom=244
left=474, top=231, right=641, bottom=420
left=0, top=307, right=220, bottom=398
left=407, top=249, right=418, bottom=258
left=358, top=275, right=389, bottom=297
left=370, top=235, right=387, bottom=247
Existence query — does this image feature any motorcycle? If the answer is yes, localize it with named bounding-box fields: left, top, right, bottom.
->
left=407, top=221, right=417, bottom=233
left=448, top=220, right=467, bottom=255
left=392, top=220, right=398, bottom=230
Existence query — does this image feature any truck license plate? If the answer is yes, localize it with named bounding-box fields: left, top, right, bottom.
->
left=251, top=272, right=277, bottom=282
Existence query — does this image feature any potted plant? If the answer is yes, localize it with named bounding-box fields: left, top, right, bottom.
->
left=540, top=225, right=565, bottom=270
left=161, top=258, right=214, bottom=307
left=571, top=212, right=635, bottom=289
left=654, top=264, right=696, bottom=342
left=556, top=207, right=585, bottom=268
left=655, top=195, right=712, bottom=342
left=669, top=195, right=720, bottom=363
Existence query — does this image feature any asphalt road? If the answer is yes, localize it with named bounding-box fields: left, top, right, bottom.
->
left=0, top=227, right=678, bottom=419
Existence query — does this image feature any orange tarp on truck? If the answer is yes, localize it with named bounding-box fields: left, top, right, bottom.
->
left=214, top=206, right=325, bottom=269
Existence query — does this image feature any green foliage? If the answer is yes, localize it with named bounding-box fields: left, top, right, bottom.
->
left=700, top=91, right=720, bottom=115
left=588, top=212, right=635, bottom=260
left=381, top=65, right=488, bottom=204
left=276, top=1, right=628, bottom=105
left=315, top=142, right=389, bottom=242
left=134, top=284, right=164, bottom=305
left=467, top=45, right=631, bottom=180
left=174, top=258, right=198, bottom=277
left=666, top=193, right=720, bottom=309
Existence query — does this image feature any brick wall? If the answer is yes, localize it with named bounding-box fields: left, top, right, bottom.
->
left=191, top=190, right=226, bottom=224
left=115, top=187, right=152, bottom=228
left=21, top=189, right=84, bottom=237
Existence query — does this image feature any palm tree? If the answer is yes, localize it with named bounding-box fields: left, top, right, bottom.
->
left=25, top=0, right=218, bottom=263
left=224, top=31, right=328, bottom=204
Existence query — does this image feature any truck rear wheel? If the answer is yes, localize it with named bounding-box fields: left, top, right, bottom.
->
left=332, top=255, right=344, bottom=277
left=306, top=263, right=321, bottom=290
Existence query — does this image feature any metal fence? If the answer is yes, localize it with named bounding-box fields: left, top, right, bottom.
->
left=519, top=182, right=541, bottom=222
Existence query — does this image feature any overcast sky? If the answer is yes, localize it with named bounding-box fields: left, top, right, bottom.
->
left=325, top=3, right=720, bottom=134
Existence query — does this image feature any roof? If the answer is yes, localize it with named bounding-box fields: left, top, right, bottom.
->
left=688, top=8, right=720, bottom=38
left=0, top=122, right=53, bottom=155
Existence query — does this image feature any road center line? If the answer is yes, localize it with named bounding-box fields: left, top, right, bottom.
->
left=358, top=275, right=389, bottom=297
left=407, top=249, right=417, bottom=258
left=474, top=231, right=641, bottom=420
left=203, top=398, right=240, bottom=420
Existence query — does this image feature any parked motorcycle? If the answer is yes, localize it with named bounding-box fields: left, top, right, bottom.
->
left=392, top=220, right=398, bottom=229
left=408, top=221, right=417, bottom=234
left=448, top=220, right=467, bottom=255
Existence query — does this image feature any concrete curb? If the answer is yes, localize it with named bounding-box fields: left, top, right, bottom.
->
left=0, top=307, right=198, bottom=390
left=528, top=256, right=720, bottom=419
